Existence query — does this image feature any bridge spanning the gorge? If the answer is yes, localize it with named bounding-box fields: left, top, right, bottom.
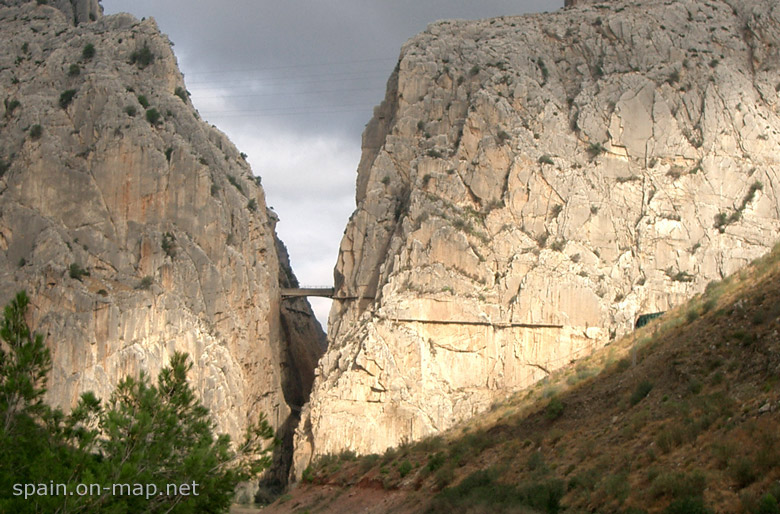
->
left=280, top=287, right=374, bottom=300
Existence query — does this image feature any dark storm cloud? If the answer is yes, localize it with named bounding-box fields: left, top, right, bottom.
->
left=101, top=0, right=560, bottom=136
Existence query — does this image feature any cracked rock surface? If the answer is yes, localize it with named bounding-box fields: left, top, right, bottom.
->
left=0, top=0, right=325, bottom=473
left=294, top=0, right=780, bottom=473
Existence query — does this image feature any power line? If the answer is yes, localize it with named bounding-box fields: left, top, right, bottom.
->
left=182, top=57, right=396, bottom=77
left=198, top=106, right=377, bottom=118
left=190, top=85, right=384, bottom=100
left=199, top=100, right=378, bottom=113
left=185, top=70, right=390, bottom=88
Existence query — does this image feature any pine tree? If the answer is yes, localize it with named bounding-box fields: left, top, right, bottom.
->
left=0, top=291, right=277, bottom=513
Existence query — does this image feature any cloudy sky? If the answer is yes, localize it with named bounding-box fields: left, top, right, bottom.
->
left=101, top=0, right=564, bottom=327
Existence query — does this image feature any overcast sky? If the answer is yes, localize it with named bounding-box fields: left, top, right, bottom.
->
left=101, top=0, right=564, bottom=327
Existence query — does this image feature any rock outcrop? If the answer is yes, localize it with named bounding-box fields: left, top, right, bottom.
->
left=0, top=0, right=324, bottom=481
left=294, top=0, right=780, bottom=472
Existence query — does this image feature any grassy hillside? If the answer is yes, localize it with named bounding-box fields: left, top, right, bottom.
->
left=263, top=243, right=780, bottom=513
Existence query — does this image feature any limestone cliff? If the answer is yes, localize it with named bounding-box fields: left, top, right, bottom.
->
left=295, top=0, right=780, bottom=472
left=0, top=0, right=324, bottom=480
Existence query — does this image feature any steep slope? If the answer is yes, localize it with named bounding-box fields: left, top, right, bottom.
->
left=0, top=0, right=324, bottom=481
left=295, top=0, right=780, bottom=471
left=272, top=242, right=780, bottom=513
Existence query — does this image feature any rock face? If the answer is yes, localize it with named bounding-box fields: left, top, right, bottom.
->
left=564, top=0, right=603, bottom=7
left=294, top=0, right=780, bottom=472
left=1, top=0, right=101, bottom=24
left=0, top=0, right=324, bottom=480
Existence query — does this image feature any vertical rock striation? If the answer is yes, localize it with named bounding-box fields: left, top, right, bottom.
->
left=295, top=0, right=780, bottom=472
left=0, top=0, right=324, bottom=482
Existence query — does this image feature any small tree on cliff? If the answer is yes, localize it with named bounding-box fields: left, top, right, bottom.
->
left=0, top=291, right=276, bottom=513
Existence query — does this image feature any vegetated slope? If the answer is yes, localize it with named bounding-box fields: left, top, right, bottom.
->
left=0, top=0, right=324, bottom=483
left=296, top=0, right=780, bottom=468
left=271, top=242, right=780, bottom=513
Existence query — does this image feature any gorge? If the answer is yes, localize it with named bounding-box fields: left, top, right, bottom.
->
left=1, top=0, right=779, bottom=504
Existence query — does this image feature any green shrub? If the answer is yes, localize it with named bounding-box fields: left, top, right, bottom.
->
left=124, top=105, right=137, bottom=117
left=130, top=42, right=154, bottom=68
left=666, top=268, right=695, bottom=282
left=174, top=86, right=188, bottom=103
left=145, top=108, right=161, bottom=125
left=247, top=199, right=257, bottom=212
left=758, top=493, right=780, bottom=514
left=59, top=89, right=77, bottom=109
left=29, top=124, right=42, bottom=139
left=165, top=147, right=173, bottom=162
left=434, top=464, right=455, bottom=488
left=655, top=423, right=686, bottom=453
left=337, top=449, right=357, bottom=462
left=651, top=470, right=707, bottom=499
left=527, top=451, right=547, bottom=473
left=550, top=238, right=566, bottom=252
left=398, top=460, right=413, bottom=477
left=546, top=397, right=564, bottom=420
left=358, top=454, right=380, bottom=473
left=730, top=457, right=758, bottom=489
left=227, top=175, right=244, bottom=194
left=713, top=211, right=730, bottom=232
left=137, top=95, right=149, bottom=108
left=537, top=58, right=549, bottom=82
left=630, top=380, right=653, bottom=406
left=4, top=99, right=21, bottom=116
left=138, top=276, right=153, bottom=290
left=603, top=472, right=630, bottom=503
left=538, top=154, right=554, bottom=165
left=742, top=181, right=764, bottom=209
left=426, top=452, right=446, bottom=472
left=432, top=469, right=564, bottom=514
left=664, top=497, right=713, bottom=514
left=68, top=263, right=89, bottom=280
left=568, top=468, right=599, bottom=492
left=587, top=142, right=606, bottom=158
left=417, top=435, right=444, bottom=452
left=381, top=445, right=397, bottom=464
left=68, top=63, right=80, bottom=76
left=81, top=43, right=95, bottom=60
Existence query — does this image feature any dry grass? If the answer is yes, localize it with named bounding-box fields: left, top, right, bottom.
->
left=273, top=243, right=780, bottom=513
